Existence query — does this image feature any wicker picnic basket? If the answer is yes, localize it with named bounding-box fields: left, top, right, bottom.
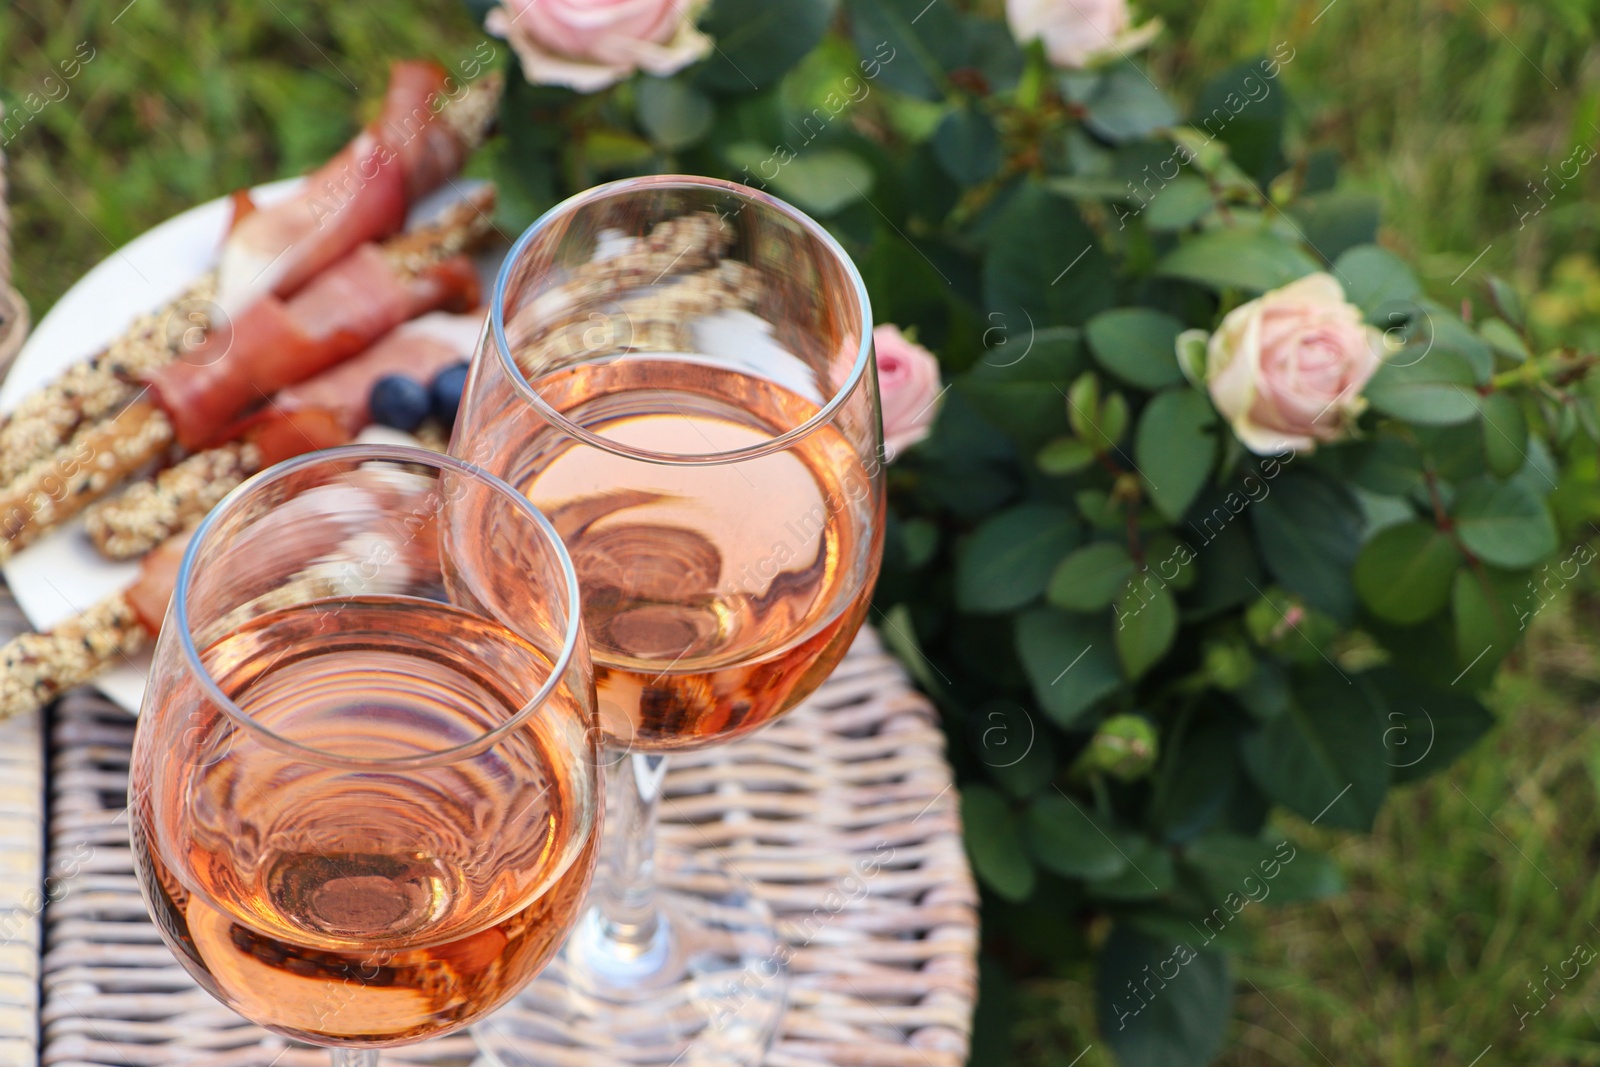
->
left=0, top=103, right=979, bottom=1067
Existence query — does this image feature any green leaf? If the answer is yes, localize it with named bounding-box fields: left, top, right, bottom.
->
left=1144, top=176, right=1213, bottom=232
left=700, top=0, right=838, bottom=91
left=1024, top=793, right=1127, bottom=880
left=1487, top=276, right=1525, bottom=329
left=583, top=128, right=655, bottom=168
left=1293, top=192, right=1381, bottom=264
left=1357, top=667, right=1496, bottom=784
left=1038, top=437, right=1095, bottom=475
left=1136, top=389, right=1218, bottom=521
left=1016, top=607, right=1121, bottom=728
left=1181, top=834, right=1342, bottom=907
left=965, top=15, right=1025, bottom=94
left=725, top=145, right=874, bottom=215
left=1186, top=511, right=1264, bottom=619
left=1086, top=308, right=1187, bottom=390
left=635, top=77, right=714, bottom=150
left=1479, top=318, right=1531, bottom=362
left=846, top=0, right=963, bottom=101
left=1479, top=392, right=1529, bottom=478
left=957, top=504, right=1082, bottom=614
left=1350, top=435, right=1425, bottom=497
left=1115, top=575, right=1178, bottom=680
left=984, top=709, right=1059, bottom=799
left=1242, top=669, right=1390, bottom=830
left=1097, top=926, right=1231, bottom=1067
left=961, top=329, right=1085, bottom=451
left=1233, top=658, right=1289, bottom=721
left=1149, top=715, right=1240, bottom=841
left=1333, top=244, right=1421, bottom=314
left=1364, top=349, right=1481, bottom=426
left=1453, top=478, right=1558, bottom=569
left=984, top=183, right=1113, bottom=328
left=1192, top=60, right=1287, bottom=181
left=1048, top=543, right=1134, bottom=611
left=1417, top=302, right=1495, bottom=383
left=1452, top=565, right=1529, bottom=688
left=961, top=785, right=1035, bottom=902
left=1157, top=228, right=1320, bottom=293
left=1353, top=521, right=1464, bottom=624
left=933, top=106, right=1002, bottom=184
left=878, top=604, right=949, bottom=702
left=1087, top=837, right=1175, bottom=901
left=1076, top=488, right=1124, bottom=532
left=1082, top=62, right=1180, bottom=143
left=1251, top=474, right=1364, bottom=622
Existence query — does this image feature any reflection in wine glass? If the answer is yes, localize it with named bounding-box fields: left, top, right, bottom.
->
left=128, top=445, right=600, bottom=1067
left=454, top=176, right=884, bottom=1066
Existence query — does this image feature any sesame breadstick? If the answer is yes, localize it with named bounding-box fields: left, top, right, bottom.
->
left=0, top=592, right=147, bottom=721
left=0, top=401, right=175, bottom=564
left=83, top=441, right=261, bottom=560
left=0, top=274, right=216, bottom=484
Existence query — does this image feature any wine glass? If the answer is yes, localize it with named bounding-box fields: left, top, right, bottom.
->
left=453, top=176, right=884, bottom=1066
left=129, top=444, right=601, bottom=1067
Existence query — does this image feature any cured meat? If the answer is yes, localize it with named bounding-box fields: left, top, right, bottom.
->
left=216, top=63, right=500, bottom=311
left=145, top=246, right=479, bottom=450
left=125, top=531, right=195, bottom=635
left=276, top=312, right=482, bottom=433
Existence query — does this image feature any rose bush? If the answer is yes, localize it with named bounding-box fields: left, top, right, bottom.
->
left=468, top=1, right=1600, bottom=1062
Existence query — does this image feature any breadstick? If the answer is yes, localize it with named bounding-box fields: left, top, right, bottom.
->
left=0, top=401, right=174, bottom=563
left=0, top=273, right=215, bottom=484
left=83, top=441, right=259, bottom=560
left=0, top=592, right=147, bottom=721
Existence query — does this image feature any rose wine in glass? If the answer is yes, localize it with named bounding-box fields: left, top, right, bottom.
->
left=130, top=446, right=601, bottom=1066
left=454, top=177, right=883, bottom=1066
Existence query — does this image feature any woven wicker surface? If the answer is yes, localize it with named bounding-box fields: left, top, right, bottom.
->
left=39, top=627, right=977, bottom=1067
left=0, top=591, right=43, bottom=1067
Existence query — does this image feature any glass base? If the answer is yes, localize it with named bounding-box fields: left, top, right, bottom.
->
left=473, top=849, right=786, bottom=1067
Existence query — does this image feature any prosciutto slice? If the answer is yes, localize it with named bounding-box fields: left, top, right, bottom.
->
left=276, top=312, right=482, bottom=433
left=216, top=61, right=472, bottom=312
left=145, top=246, right=479, bottom=450
left=126, top=532, right=194, bottom=636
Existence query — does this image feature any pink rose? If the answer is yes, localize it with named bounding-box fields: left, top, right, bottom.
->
left=875, top=325, right=943, bottom=460
left=486, top=0, right=713, bottom=93
left=1187, top=273, right=1386, bottom=455
left=1005, top=0, right=1162, bottom=70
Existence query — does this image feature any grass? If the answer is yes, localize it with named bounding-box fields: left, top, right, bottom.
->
left=1148, top=0, right=1600, bottom=294
left=1227, top=626, right=1600, bottom=1067
left=9, top=2, right=1600, bottom=1065
left=1, top=0, right=480, bottom=311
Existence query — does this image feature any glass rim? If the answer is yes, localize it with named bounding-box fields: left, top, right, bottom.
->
left=489, top=174, right=875, bottom=467
left=171, top=443, right=587, bottom=771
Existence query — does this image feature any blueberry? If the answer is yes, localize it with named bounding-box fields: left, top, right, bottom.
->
left=430, top=362, right=470, bottom=425
left=369, top=374, right=430, bottom=432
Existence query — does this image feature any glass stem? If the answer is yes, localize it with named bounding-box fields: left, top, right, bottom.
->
left=596, top=751, right=668, bottom=957
left=328, top=1049, right=378, bottom=1067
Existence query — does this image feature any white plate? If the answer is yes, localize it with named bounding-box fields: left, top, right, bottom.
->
left=0, top=179, right=485, bottom=713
